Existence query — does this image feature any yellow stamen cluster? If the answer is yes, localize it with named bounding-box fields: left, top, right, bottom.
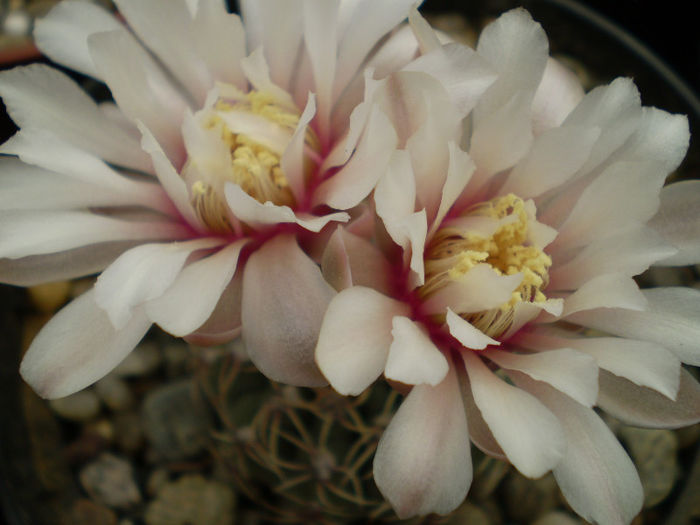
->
left=422, top=194, right=552, bottom=338
left=188, top=90, right=319, bottom=233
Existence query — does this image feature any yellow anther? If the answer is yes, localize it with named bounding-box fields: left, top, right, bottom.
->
left=185, top=88, right=319, bottom=233
left=422, top=194, right=552, bottom=338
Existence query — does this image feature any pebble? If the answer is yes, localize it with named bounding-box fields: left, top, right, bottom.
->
left=532, top=511, right=582, bottom=525
left=67, top=499, right=118, bottom=525
left=23, top=387, right=75, bottom=493
left=446, top=501, right=492, bottom=525
left=96, top=376, right=135, bottom=411
left=147, top=468, right=171, bottom=497
left=65, top=420, right=114, bottom=463
left=79, top=453, right=142, bottom=509
left=620, top=427, right=678, bottom=508
left=27, top=281, right=71, bottom=313
left=113, top=342, right=162, bottom=377
left=113, top=411, right=144, bottom=453
left=144, top=475, right=236, bottom=525
left=49, top=389, right=101, bottom=422
left=141, top=380, right=211, bottom=460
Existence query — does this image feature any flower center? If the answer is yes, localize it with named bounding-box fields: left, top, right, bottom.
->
left=421, top=194, right=552, bottom=338
left=184, top=88, right=319, bottom=233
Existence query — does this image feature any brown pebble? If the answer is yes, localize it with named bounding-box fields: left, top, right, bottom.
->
left=145, top=474, right=235, bottom=525
left=65, top=499, right=118, bottom=525
left=79, top=453, right=141, bottom=509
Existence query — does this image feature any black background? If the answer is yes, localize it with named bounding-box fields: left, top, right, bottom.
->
left=1, top=1, right=698, bottom=524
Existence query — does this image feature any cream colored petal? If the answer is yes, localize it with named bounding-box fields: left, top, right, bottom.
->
left=242, top=234, right=333, bottom=387
left=445, top=309, right=499, bottom=350
left=373, top=366, right=472, bottom=518
left=95, top=238, right=223, bottom=330
left=515, top=373, right=643, bottom=525
left=145, top=239, right=248, bottom=336
left=385, top=316, right=449, bottom=386
left=485, top=348, right=598, bottom=407
left=316, top=286, right=409, bottom=395
left=20, top=289, right=151, bottom=399
left=649, top=180, right=700, bottom=266
left=598, top=369, right=700, bottom=429
left=463, top=351, right=565, bottom=478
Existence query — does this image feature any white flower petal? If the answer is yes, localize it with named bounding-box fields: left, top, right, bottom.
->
left=34, top=0, right=123, bottom=79
left=549, top=226, right=676, bottom=290
left=19, top=289, right=151, bottom=399
left=569, top=287, right=700, bottom=366
left=475, top=8, right=548, bottom=121
left=95, top=238, right=222, bottom=330
left=0, top=134, right=172, bottom=214
left=371, top=72, right=460, bottom=218
left=500, top=299, right=562, bottom=340
left=598, top=369, right=700, bottom=429
left=531, top=58, right=585, bottom=135
left=145, top=239, right=248, bottom=336
left=190, top=0, right=247, bottom=90
left=0, top=210, right=187, bottom=259
left=611, top=107, right=689, bottom=172
left=280, top=93, right=317, bottom=202
left=554, top=161, right=666, bottom=252
left=403, top=43, right=497, bottom=117
left=0, top=157, right=161, bottom=212
left=321, top=226, right=393, bottom=295
left=560, top=273, right=647, bottom=316
left=89, top=29, right=189, bottom=166
left=576, top=337, right=680, bottom=400
left=375, top=149, right=417, bottom=245
left=185, top=268, right=243, bottom=345
left=322, top=69, right=380, bottom=171
left=385, top=316, right=449, bottom=386
left=333, top=0, right=415, bottom=97
left=302, top=0, right=339, bottom=140
left=446, top=309, right=499, bottom=350
left=239, top=48, right=297, bottom=110
left=0, top=241, right=137, bottom=286
left=485, top=348, right=598, bottom=407
left=139, top=123, right=204, bottom=230
left=428, top=142, right=474, bottom=238
left=649, top=180, right=700, bottom=266
left=515, top=327, right=682, bottom=400
left=313, top=104, right=397, bottom=210
left=561, top=77, right=642, bottom=177
left=515, top=373, right=643, bottom=525
left=374, top=367, right=472, bottom=518
left=0, top=64, right=150, bottom=172
left=224, top=183, right=348, bottom=232
left=459, top=369, right=505, bottom=458
left=423, top=265, right=522, bottom=315
left=329, top=26, right=418, bottom=137
left=463, top=351, right=565, bottom=478
left=240, top=0, right=303, bottom=92
left=215, top=110, right=292, bottom=155
left=242, top=234, right=333, bottom=387
left=500, top=125, right=600, bottom=199
left=469, top=92, right=533, bottom=178
left=315, top=286, right=409, bottom=395
left=114, top=0, right=213, bottom=104
left=407, top=6, right=441, bottom=54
